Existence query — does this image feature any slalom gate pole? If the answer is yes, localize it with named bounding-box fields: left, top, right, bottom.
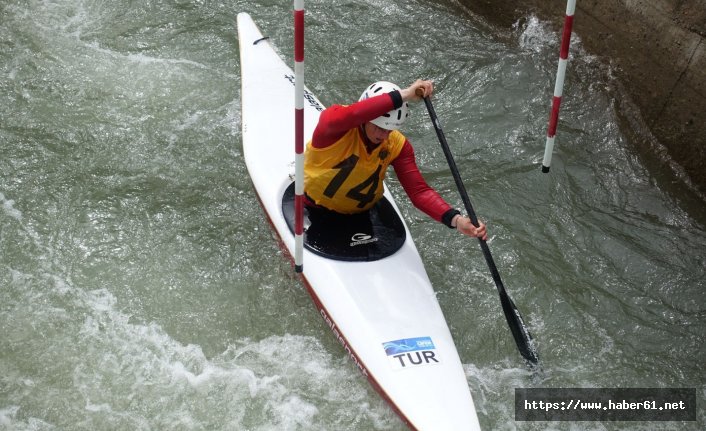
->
left=542, top=0, right=576, bottom=173
left=294, top=0, right=305, bottom=272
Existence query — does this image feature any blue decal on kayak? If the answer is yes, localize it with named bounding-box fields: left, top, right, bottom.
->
left=383, top=337, right=435, bottom=356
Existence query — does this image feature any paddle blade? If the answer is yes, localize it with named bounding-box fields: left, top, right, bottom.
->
left=499, top=293, right=539, bottom=365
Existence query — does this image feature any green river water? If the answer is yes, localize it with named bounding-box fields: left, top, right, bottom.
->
left=1, top=1, right=704, bottom=430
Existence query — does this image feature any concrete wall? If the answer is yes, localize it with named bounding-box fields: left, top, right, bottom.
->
left=456, top=0, right=706, bottom=197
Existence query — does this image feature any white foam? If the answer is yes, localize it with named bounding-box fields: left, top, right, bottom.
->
left=67, top=288, right=386, bottom=430
left=0, top=406, right=20, bottom=427
left=0, top=405, right=54, bottom=430
left=517, top=15, right=557, bottom=53
left=1, top=193, right=23, bottom=220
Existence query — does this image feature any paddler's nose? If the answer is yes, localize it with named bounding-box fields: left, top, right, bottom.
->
left=372, top=125, right=391, bottom=141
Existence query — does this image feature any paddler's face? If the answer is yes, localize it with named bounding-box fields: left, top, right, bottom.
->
left=364, top=122, right=392, bottom=145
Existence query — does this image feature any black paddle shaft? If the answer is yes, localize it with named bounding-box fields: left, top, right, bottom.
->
left=420, top=95, right=539, bottom=365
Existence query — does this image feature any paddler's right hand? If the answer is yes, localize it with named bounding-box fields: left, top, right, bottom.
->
left=401, top=79, right=433, bottom=101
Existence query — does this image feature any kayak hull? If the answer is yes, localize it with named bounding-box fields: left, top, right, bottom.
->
left=237, top=13, right=481, bottom=431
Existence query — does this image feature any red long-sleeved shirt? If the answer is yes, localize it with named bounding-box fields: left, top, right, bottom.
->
left=310, top=92, right=457, bottom=224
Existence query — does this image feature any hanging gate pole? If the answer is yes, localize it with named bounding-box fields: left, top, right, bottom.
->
left=293, top=0, right=305, bottom=272
left=542, top=0, right=576, bottom=173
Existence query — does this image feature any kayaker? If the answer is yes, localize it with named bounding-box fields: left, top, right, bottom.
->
left=304, top=79, right=487, bottom=240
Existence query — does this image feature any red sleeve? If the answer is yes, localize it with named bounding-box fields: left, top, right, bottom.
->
left=311, top=93, right=395, bottom=148
left=391, top=141, right=453, bottom=222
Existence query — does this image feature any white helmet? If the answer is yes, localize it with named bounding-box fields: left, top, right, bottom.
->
left=359, top=81, right=409, bottom=130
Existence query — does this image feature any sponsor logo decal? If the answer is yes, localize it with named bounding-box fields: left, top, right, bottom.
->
left=320, top=308, right=368, bottom=377
left=382, top=336, right=441, bottom=370
left=284, top=74, right=324, bottom=111
left=350, top=232, right=377, bottom=247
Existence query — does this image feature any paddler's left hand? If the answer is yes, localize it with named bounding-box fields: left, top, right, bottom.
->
left=452, top=214, right=488, bottom=241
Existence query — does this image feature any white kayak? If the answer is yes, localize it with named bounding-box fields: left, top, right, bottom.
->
left=237, top=12, right=481, bottom=431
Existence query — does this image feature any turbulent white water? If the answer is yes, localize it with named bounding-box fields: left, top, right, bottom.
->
left=1, top=1, right=704, bottom=430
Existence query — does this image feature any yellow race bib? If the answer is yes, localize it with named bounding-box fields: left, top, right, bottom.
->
left=305, top=128, right=405, bottom=213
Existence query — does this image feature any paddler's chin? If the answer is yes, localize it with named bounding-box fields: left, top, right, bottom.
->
left=363, top=122, right=391, bottom=145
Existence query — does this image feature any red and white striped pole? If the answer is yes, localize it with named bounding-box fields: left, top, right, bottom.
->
left=294, top=0, right=305, bottom=272
left=542, top=0, right=576, bottom=173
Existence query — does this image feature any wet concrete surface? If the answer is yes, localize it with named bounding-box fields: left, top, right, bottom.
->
left=453, top=0, right=706, bottom=199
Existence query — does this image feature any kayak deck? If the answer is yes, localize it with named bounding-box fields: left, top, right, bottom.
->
left=281, top=182, right=406, bottom=261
